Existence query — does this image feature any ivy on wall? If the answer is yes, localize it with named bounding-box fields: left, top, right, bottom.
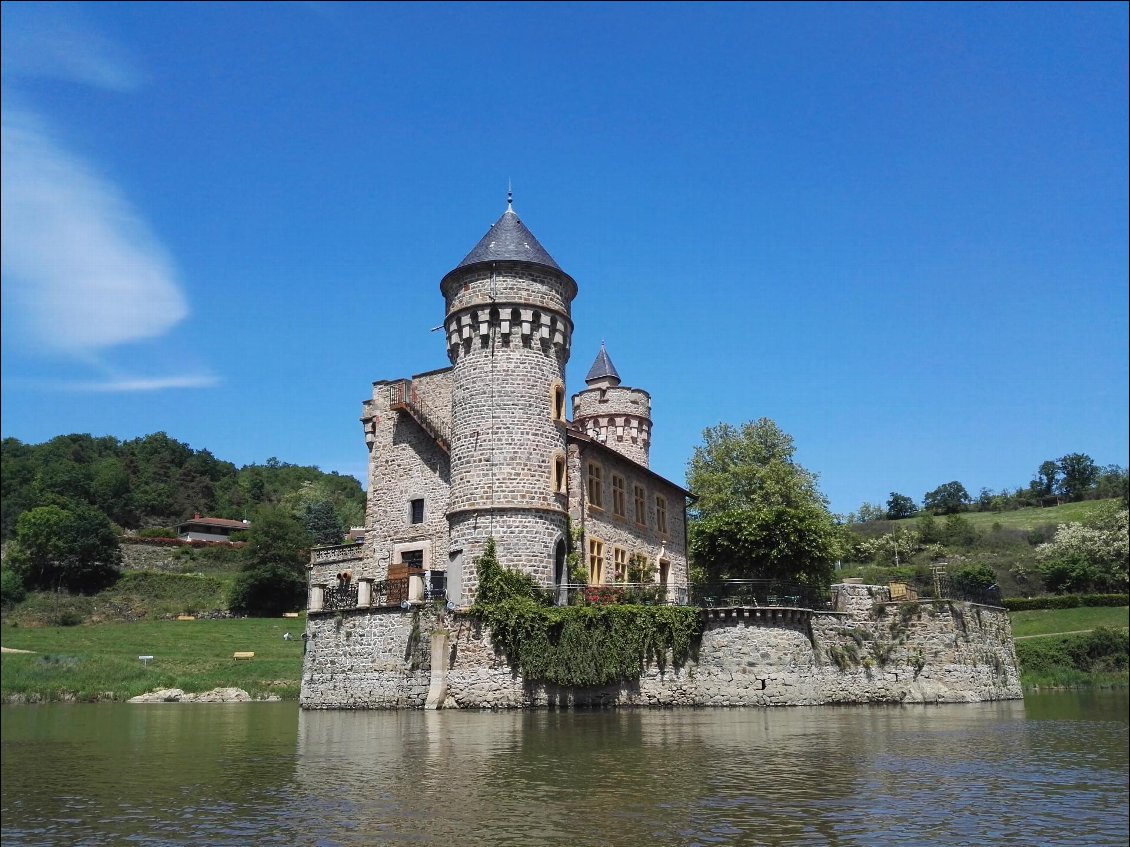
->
left=471, top=539, right=703, bottom=687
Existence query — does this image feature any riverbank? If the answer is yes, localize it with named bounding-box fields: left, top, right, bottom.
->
left=3, top=608, right=1126, bottom=704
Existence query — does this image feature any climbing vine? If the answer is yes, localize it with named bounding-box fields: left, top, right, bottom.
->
left=471, top=539, right=703, bottom=686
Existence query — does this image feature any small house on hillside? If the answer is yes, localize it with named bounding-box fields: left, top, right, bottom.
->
left=177, top=514, right=250, bottom=542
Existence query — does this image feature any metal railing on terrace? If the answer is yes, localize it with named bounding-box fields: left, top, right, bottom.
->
left=690, top=580, right=834, bottom=611
left=532, top=583, right=689, bottom=607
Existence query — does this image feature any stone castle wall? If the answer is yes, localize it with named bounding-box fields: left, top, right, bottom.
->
left=442, top=263, right=575, bottom=599
left=299, top=584, right=1022, bottom=709
left=568, top=440, right=688, bottom=594
left=360, top=370, right=452, bottom=580
left=572, top=385, right=652, bottom=467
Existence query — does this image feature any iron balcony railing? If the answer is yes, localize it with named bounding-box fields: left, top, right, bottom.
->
left=689, top=580, right=834, bottom=611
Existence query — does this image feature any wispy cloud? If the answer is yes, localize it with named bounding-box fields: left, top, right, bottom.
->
left=1, top=11, right=214, bottom=393
left=0, top=6, right=142, bottom=91
left=1, top=108, right=190, bottom=353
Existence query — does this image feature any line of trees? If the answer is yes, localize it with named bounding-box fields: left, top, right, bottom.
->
left=849, top=454, right=1127, bottom=523
left=1, top=432, right=367, bottom=614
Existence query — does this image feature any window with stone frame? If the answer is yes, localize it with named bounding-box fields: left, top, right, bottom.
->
left=633, top=484, right=647, bottom=526
left=551, top=383, right=567, bottom=422
left=587, top=463, right=603, bottom=509
left=587, top=538, right=605, bottom=584
left=613, top=547, right=628, bottom=583
left=656, top=495, right=668, bottom=535
left=551, top=452, right=567, bottom=494
left=409, top=498, right=425, bottom=525
left=612, top=474, right=626, bottom=517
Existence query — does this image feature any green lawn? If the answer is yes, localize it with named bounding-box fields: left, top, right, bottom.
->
left=1, top=615, right=305, bottom=702
left=1010, top=606, right=1129, bottom=638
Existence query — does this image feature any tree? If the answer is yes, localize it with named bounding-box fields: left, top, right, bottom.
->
left=303, top=500, right=345, bottom=546
left=855, top=502, right=885, bottom=523
left=1057, top=453, right=1099, bottom=501
left=229, top=505, right=312, bottom=616
left=886, top=492, right=917, bottom=520
left=923, top=481, right=971, bottom=515
left=6, top=503, right=121, bottom=593
left=1036, top=460, right=1060, bottom=497
left=686, top=419, right=825, bottom=518
left=686, top=419, right=837, bottom=587
left=1034, top=506, right=1128, bottom=594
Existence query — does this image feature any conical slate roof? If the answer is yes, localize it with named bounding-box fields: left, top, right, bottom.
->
left=453, top=205, right=562, bottom=272
left=585, top=343, right=620, bottom=385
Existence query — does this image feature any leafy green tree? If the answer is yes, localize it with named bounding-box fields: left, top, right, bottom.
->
left=886, top=492, right=916, bottom=520
left=6, top=503, right=121, bottom=593
left=923, top=481, right=971, bottom=515
left=941, top=514, right=980, bottom=547
left=1034, top=505, right=1128, bottom=594
left=303, top=500, right=345, bottom=546
left=229, top=505, right=311, bottom=615
left=1036, top=460, right=1060, bottom=497
left=1056, top=453, right=1099, bottom=501
left=950, top=562, right=997, bottom=596
left=687, top=419, right=837, bottom=587
left=855, top=502, right=885, bottom=523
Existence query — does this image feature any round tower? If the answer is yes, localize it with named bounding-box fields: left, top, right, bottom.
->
left=571, top=343, right=652, bottom=467
left=440, top=199, right=576, bottom=600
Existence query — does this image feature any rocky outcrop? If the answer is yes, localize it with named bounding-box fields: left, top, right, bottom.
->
left=128, top=687, right=280, bottom=703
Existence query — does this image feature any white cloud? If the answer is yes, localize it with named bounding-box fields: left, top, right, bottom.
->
left=62, top=375, right=221, bottom=393
left=0, top=7, right=142, bottom=91
left=1, top=107, right=190, bottom=354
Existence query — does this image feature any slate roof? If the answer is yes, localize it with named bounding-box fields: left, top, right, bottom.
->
left=585, top=343, right=621, bottom=384
left=453, top=206, right=562, bottom=272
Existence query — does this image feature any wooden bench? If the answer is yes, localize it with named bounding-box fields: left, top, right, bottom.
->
left=176, top=615, right=195, bottom=621
left=282, top=612, right=299, bottom=618
left=233, top=652, right=255, bottom=660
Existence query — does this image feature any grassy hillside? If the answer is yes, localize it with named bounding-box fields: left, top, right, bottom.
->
left=901, top=500, right=1112, bottom=532
left=1, top=616, right=305, bottom=702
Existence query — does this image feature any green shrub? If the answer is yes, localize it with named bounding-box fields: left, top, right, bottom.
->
left=1003, top=594, right=1128, bottom=612
left=1, top=568, right=27, bottom=605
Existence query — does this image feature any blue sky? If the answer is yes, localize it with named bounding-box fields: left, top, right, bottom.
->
left=2, top=1, right=1127, bottom=517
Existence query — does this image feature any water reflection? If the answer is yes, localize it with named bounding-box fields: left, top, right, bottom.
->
left=2, top=693, right=1126, bottom=847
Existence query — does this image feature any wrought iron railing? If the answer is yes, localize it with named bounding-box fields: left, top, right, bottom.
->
left=323, top=584, right=358, bottom=611
left=689, top=580, right=834, bottom=611
left=532, top=583, right=689, bottom=607
left=389, top=381, right=450, bottom=452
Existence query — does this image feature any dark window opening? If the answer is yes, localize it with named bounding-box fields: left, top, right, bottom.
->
left=402, top=549, right=424, bottom=569
left=410, top=499, right=425, bottom=524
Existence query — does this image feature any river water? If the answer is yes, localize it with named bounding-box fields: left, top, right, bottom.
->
left=2, top=691, right=1126, bottom=847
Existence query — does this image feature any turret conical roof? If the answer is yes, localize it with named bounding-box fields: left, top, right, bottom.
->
left=453, top=205, right=561, bottom=272
left=585, top=343, right=620, bottom=385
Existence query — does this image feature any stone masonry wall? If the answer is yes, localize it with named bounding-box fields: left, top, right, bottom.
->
left=568, top=440, right=688, bottom=594
left=572, top=385, right=652, bottom=467
left=299, top=583, right=1022, bottom=709
left=361, top=370, right=452, bottom=580
left=444, top=263, right=573, bottom=599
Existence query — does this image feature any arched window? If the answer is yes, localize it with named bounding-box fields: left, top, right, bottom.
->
left=551, top=451, right=567, bottom=494
left=550, top=381, right=566, bottom=422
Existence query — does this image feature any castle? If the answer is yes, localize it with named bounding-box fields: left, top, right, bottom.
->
left=327, top=197, right=689, bottom=606
left=299, top=202, right=1021, bottom=711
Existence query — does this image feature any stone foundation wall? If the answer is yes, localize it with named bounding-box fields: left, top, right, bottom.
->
left=299, top=584, right=1022, bottom=710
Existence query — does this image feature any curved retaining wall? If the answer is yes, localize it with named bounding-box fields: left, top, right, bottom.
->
left=299, top=584, right=1022, bottom=709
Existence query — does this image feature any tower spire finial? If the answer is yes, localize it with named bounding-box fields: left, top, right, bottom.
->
left=507, top=178, right=513, bottom=211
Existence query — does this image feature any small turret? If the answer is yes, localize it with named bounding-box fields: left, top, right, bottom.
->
left=572, top=344, right=652, bottom=467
